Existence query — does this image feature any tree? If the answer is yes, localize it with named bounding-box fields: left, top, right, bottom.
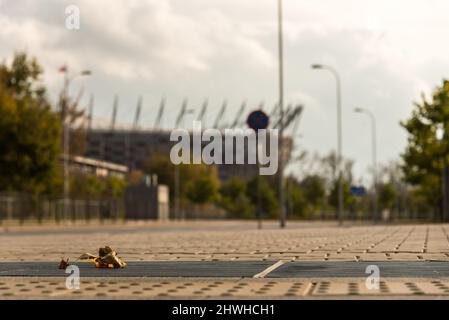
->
left=285, top=174, right=327, bottom=219
left=70, top=174, right=126, bottom=198
left=378, top=182, right=397, bottom=212
left=320, top=151, right=355, bottom=214
left=401, top=80, right=449, bottom=215
left=286, top=177, right=308, bottom=219
left=143, top=154, right=220, bottom=205
left=186, top=172, right=219, bottom=205
left=70, top=173, right=106, bottom=197
left=143, top=154, right=174, bottom=195
left=319, top=151, right=353, bottom=184
left=329, top=179, right=355, bottom=210
left=300, top=175, right=326, bottom=209
left=104, top=176, right=127, bottom=198
left=0, top=52, right=61, bottom=194
left=218, top=177, right=254, bottom=218
left=0, top=52, right=46, bottom=98
left=246, top=176, right=279, bottom=218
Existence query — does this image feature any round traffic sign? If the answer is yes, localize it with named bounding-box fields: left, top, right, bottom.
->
left=247, top=110, right=269, bottom=131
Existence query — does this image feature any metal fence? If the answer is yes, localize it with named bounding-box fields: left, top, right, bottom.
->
left=0, top=193, right=124, bottom=224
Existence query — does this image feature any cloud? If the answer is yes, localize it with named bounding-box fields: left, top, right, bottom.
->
left=0, top=0, right=275, bottom=82
left=1, top=0, right=449, bottom=181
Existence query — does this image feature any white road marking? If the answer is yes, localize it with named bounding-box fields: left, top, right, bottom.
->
left=253, top=260, right=286, bottom=278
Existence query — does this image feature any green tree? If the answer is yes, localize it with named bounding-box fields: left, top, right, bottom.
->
left=378, top=182, right=397, bottom=211
left=246, top=176, right=279, bottom=218
left=401, top=80, right=449, bottom=215
left=186, top=173, right=219, bottom=204
left=104, top=176, right=127, bottom=198
left=143, top=154, right=174, bottom=194
left=300, top=175, right=326, bottom=209
left=320, top=151, right=354, bottom=187
left=0, top=52, right=46, bottom=97
left=286, top=178, right=308, bottom=219
left=321, top=151, right=356, bottom=214
left=143, top=154, right=220, bottom=205
left=329, top=179, right=355, bottom=210
left=218, top=176, right=254, bottom=218
left=285, top=175, right=326, bottom=219
left=70, top=173, right=106, bottom=197
left=70, top=174, right=126, bottom=198
left=0, top=52, right=61, bottom=194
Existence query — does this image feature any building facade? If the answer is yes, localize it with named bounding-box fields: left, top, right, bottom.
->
left=85, top=129, right=292, bottom=181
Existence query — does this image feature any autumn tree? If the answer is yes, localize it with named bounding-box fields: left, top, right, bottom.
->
left=0, top=52, right=61, bottom=194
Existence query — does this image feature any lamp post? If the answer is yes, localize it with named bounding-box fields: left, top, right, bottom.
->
left=173, top=107, right=194, bottom=221
left=354, top=107, right=378, bottom=222
left=277, top=0, right=286, bottom=228
left=311, top=64, right=343, bottom=224
left=436, top=126, right=447, bottom=221
left=60, top=67, right=92, bottom=218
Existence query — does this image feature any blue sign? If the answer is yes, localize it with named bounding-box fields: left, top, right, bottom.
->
left=350, top=186, right=366, bottom=197
left=247, top=110, right=269, bottom=131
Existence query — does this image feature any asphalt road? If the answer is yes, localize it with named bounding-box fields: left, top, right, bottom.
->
left=1, top=261, right=449, bottom=278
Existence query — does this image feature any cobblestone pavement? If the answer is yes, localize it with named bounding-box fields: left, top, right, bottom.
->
left=1, top=277, right=449, bottom=299
left=1, top=221, right=448, bottom=262
left=1, top=221, right=449, bottom=299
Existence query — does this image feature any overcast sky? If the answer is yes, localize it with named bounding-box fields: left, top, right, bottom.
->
left=1, top=0, right=449, bottom=182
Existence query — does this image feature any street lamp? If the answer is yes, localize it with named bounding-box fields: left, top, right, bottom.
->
left=436, top=125, right=447, bottom=221
left=277, top=0, right=286, bottom=228
left=63, top=70, right=92, bottom=92
left=60, top=67, right=92, bottom=218
left=354, top=107, right=378, bottom=222
left=173, top=105, right=195, bottom=221
left=311, top=64, right=343, bottom=224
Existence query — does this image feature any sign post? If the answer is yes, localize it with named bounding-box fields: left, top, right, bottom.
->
left=247, top=110, right=269, bottom=230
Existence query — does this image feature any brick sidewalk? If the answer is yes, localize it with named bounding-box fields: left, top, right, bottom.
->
left=1, top=277, right=449, bottom=299
left=1, top=221, right=449, bottom=299
left=0, top=222, right=448, bottom=262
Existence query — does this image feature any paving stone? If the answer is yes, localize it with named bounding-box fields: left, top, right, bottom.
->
left=2, top=222, right=449, bottom=298
left=0, top=277, right=446, bottom=299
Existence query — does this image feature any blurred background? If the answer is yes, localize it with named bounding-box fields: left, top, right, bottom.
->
left=1, top=0, right=449, bottom=224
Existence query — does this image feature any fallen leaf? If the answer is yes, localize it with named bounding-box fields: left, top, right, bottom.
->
left=59, top=258, right=70, bottom=270
left=78, top=246, right=127, bottom=268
